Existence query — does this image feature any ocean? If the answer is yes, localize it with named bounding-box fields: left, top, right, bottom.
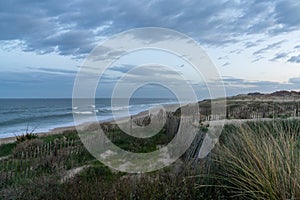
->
left=0, top=98, right=178, bottom=138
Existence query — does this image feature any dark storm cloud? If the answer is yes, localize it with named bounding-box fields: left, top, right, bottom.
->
left=1, top=0, right=300, bottom=57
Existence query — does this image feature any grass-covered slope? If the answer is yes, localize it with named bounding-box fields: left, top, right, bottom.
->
left=0, top=119, right=299, bottom=199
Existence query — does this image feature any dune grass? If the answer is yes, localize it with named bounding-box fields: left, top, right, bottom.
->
left=209, top=120, right=300, bottom=199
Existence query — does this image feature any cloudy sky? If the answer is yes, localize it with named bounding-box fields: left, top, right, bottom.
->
left=1, top=0, right=300, bottom=98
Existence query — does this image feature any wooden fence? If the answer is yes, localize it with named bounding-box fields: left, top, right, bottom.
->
left=0, top=139, right=86, bottom=186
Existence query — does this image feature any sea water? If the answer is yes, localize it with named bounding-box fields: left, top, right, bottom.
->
left=0, top=98, right=178, bottom=138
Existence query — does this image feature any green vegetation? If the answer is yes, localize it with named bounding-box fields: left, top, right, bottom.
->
left=0, top=120, right=299, bottom=199
left=105, top=128, right=173, bottom=153
left=0, top=143, right=16, bottom=157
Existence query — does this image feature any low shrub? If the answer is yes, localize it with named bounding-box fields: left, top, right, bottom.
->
left=15, top=132, right=38, bottom=143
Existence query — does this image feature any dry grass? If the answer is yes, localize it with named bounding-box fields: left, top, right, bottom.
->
left=212, top=120, right=300, bottom=199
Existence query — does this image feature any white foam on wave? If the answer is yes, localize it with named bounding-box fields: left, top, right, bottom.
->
left=73, top=111, right=94, bottom=114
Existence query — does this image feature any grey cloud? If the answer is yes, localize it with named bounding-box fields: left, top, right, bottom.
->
left=244, top=39, right=265, bottom=49
left=27, top=67, right=77, bottom=75
left=126, top=66, right=181, bottom=77
left=289, top=77, right=300, bottom=84
left=252, top=55, right=265, bottom=63
left=229, top=49, right=242, bottom=54
left=24, top=30, right=96, bottom=56
left=79, top=64, right=183, bottom=85
left=244, top=42, right=257, bottom=48
left=288, top=55, right=300, bottom=63
left=190, top=76, right=300, bottom=99
left=220, top=76, right=300, bottom=97
left=274, top=0, right=300, bottom=31
left=0, top=71, right=74, bottom=83
left=1, top=0, right=300, bottom=57
left=108, top=64, right=182, bottom=75
left=222, top=62, right=230, bottom=67
left=294, top=45, right=300, bottom=49
left=108, top=65, right=132, bottom=74
left=270, top=52, right=289, bottom=61
left=222, top=77, right=248, bottom=84
left=217, top=56, right=229, bottom=61
left=253, top=40, right=286, bottom=56
left=2, top=69, right=300, bottom=98
left=0, top=71, right=75, bottom=98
